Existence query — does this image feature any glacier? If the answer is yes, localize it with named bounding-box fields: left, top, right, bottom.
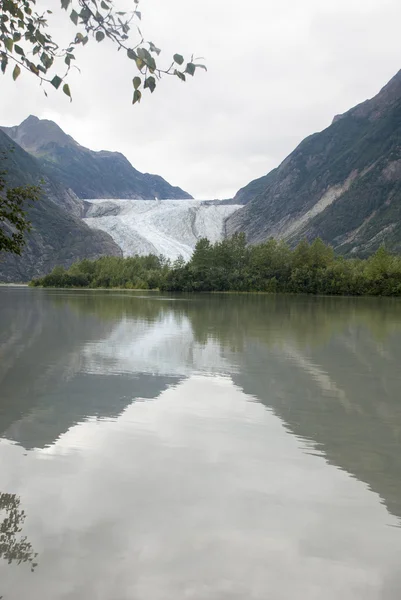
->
left=83, top=199, right=242, bottom=261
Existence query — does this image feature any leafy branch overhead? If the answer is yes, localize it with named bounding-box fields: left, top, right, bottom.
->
left=0, top=0, right=207, bottom=103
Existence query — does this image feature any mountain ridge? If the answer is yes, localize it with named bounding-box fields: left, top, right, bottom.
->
left=1, top=115, right=192, bottom=200
left=227, top=69, right=401, bottom=255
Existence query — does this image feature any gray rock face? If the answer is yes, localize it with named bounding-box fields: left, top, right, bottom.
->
left=1, top=116, right=192, bottom=200
left=227, top=70, right=401, bottom=255
left=0, top=129, right=121, bottom=283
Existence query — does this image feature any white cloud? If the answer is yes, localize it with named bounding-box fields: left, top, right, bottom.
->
left=1, top=0, right=400, bottom=198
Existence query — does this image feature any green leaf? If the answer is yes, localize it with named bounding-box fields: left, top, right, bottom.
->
left=14, top=44, right=24, bottom=56
left=185, top=62, right=196, bottom=76
left=41, top=52, right=53, bottom=69
left=135, top=57, right=144, bottom=70
left=173, top=54, right=184, bottom=65
left=70, top=10, right=79, bottom=25
left=95, top=31, right=105, bottom=42
left=1, top=54, right=8, bottom=74
left=28, top=62, right=39, bottom=75
left=4, top=37, right=13, bottom=53
left=144, top=76, right=156, bottom=93
left=80, top=6, right=91, bottom=21
left=174, top=70, right=186, bottom=82
left=132, top=89, right=142, bottom=105
left=12, top=64, right=20, bottom=81
left=101, top=1, right=109, bottom=9
left=135, top=11, right=141, bottom=20
left=35, top=31, right=46, bottom=46
left=137, top=48, right=156, bottom=72
left=63, top=83, right=72, bottom=100
left=51, top=75, right=62, bottom=89
left=75, top=32, right=88, bottom=45
left=61, top=0, right=71, bottom=9
left=148, top=42, right=161, bottom=56
left=133, top=76, right=141, bottom=90
left=127, top=49, right=136, bottom=60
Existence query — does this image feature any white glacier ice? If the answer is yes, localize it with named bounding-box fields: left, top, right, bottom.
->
left=83, top=199, right=242, bottom=260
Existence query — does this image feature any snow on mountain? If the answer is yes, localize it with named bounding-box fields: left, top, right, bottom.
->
left=83, top=199, right=243, bottom=260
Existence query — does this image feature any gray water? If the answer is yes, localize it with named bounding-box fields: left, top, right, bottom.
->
left=1, top=287, right=401, bottom=600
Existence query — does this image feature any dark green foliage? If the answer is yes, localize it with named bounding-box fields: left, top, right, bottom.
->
left=162, top=234, right=401, bottom=296
left=32, top=234, right=401, bottom=297
left=0, top=156, right=40, bottom=255
left=31, top=254, right=171, bottom=290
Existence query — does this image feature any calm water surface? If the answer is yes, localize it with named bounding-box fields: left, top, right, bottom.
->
left=1, top=287, right=401, bottom=599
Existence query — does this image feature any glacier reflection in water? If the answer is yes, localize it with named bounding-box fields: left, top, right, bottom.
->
left=1, top=289, right=401, bottom=600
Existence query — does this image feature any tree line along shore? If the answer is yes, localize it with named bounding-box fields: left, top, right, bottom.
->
left=30, top=234, right=401, bottom=297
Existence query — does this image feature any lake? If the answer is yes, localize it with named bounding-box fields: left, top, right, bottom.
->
left=1, top=287, right=401, bottom=600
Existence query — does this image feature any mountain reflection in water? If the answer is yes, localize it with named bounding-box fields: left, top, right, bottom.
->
left=1, top=288, right=401, bottom=600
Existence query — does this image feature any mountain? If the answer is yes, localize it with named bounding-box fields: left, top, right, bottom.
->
left=1, top=116, right=192, bottom=200
left=0, top=288, right=182, bottom=449
left=3, top=289, right=401, bottom=522
left=227, top=70, right=401, bottom=255
left=0, top=128, right=121, bottom=283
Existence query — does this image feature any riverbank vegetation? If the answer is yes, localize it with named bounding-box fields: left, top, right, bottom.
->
left=30, top=234, right=401, bottom=296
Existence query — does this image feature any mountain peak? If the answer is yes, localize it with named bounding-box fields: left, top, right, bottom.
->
left=0, top=115, right=192, bottom=200
left=1, top=115, right=78, bottom=154
left=22, top=115, right=40, bottom=124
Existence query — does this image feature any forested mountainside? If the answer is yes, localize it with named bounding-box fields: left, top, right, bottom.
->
left=1, top=116, right=192, bottom=200
left=227, top=70, right=401, bottom=255
left=0, top=129, right=121, bottom=283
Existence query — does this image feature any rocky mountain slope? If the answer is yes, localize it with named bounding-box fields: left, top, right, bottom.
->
left=0, top=129, right=121, bottom=282
left=1, top=116, right=192, bottom=200
left=227, top=70, right=401, bottom=255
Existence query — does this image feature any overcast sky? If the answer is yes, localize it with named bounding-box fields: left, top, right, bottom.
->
left=1, top=0, right=401, bottom=199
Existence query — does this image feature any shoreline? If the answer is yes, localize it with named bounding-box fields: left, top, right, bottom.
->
left=6, top=285, right=401, bottom=299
